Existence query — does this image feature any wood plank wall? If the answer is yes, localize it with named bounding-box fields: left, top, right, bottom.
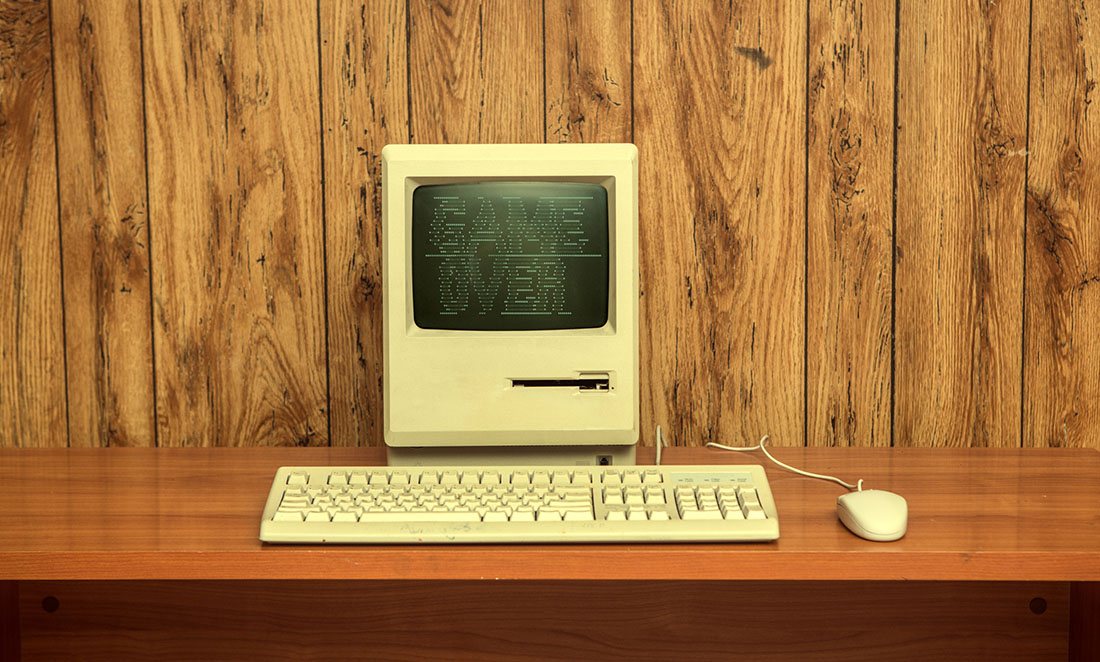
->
left=1, top=0, right=1097, bottom=449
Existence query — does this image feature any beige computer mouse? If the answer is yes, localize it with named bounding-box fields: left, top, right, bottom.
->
left=837, top=489, right=908, bottom=542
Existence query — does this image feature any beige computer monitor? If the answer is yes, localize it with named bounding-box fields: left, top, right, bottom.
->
left=382, top=143, right=638, bottom=466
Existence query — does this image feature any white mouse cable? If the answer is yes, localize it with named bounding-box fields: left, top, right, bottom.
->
left=655, top=426, right=668, bottom=465
left=707, top=435, right=864, bottom=491
left=706, top=435, right=864, bottom=491
left=653, top=425, right=864, bottom=491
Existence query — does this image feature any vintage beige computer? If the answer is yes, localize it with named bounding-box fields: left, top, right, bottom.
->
left=258, top=143, right=782, bottom=544
left=381, top=143, right=639, bottom=466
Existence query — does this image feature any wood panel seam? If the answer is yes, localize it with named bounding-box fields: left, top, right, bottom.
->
left=316, top=0, right=333, bottom=446
left=138, top=0, right=160, bottom=449
left=541, top=0, right=546, bottom=144
left=405, top=0, right=412, bottom=143
left=46, top=0, right=72, bottom=448
left=1020, top=0, right=1034, bottom=451
left=890, top=0, right=900, bottom=449
left=801, top=4, right=813, bottom=447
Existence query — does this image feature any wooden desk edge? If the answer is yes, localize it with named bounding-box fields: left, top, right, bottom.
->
left=5, top=550, right=1100, bottom=581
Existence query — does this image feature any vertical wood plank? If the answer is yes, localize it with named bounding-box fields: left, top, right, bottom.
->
left=806, top=0, right=894, bottom=447
left=894, top=0, right=1028, bottom=447
left=51, top=0, right=154, bottom=448
left=1025, top=0, right=1100, bottom=450
left=544, top=0, right=631, bottom=144
left=0, top=0, right=67, bottom=447
left=143, top=1, right=328, bottom=446
left=322, top=0, right=408, bottom=447
left=634, top=1, right=805, bottom=447
left=408, top=0, right=543, bottom=144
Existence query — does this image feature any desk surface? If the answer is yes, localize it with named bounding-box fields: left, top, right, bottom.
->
left=1, top=446, right=1098, bottom=581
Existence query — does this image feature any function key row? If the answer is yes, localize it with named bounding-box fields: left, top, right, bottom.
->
left=285, top=468, right=666, bottom=488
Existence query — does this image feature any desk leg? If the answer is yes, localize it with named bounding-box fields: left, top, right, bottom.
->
left=1, top=581, right=18, bottom=662
left=1071, top=581, right=1099, bottom=662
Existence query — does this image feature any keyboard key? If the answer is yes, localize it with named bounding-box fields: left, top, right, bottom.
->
left=547, top=500, right=589, bottom=511
left=359, top=511, right=480, bottom=522
left=645, top=490, right=666, bottom=505
left=682, top=510, right=722, bottom=520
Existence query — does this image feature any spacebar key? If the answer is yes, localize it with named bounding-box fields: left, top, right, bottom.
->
left=358, top=512, right=481, bottom=522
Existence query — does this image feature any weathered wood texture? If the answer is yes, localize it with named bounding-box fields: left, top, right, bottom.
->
left=544, top=0, right=632, bottom=144
left=408, top=0, right=542, bottom=144
left=895, top=0, right=1029, bottom=447
left=1, top=1, right=1098, bottom=449
left=806, top=0, right=894, bottom=447
left=321, top=0, right=408, bottom=447
left=1025, top=0, right=1100, bottom=449
left=635, top=1, right=806, bottom=447
left=142, top=1, right=328, bottom=446
left=0, top=0, right=67, bottom=447
left=51, top=0, right=153, bottom=447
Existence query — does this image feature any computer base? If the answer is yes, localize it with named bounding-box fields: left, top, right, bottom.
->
left=386, top=443, right=637, bottom=467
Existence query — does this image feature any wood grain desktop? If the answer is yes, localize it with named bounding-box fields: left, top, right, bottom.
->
left=0, top=446, right=1096, bottom=660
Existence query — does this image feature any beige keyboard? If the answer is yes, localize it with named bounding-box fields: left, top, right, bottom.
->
left=259, top=465, right=780, bottom=543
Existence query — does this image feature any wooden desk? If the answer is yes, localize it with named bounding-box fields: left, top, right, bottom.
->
left=1, top=447, right=1097, bottom=660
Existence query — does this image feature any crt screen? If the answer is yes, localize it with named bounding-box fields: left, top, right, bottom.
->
left=412, top=182, right=609, bottom=330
